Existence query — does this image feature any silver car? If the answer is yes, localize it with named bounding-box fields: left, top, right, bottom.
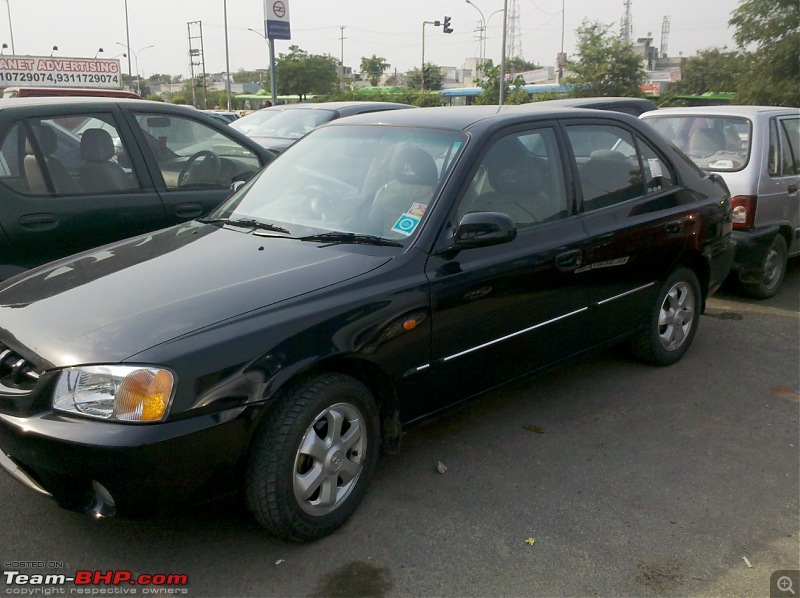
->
left=642, top=106, right=799, bottom=298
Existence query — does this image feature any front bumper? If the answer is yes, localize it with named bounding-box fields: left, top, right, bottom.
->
left=0, top=404, right=261, bottom=516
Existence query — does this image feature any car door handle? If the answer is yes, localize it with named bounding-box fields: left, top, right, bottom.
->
left=555, top=249, right=582, bottom=271
left=665, top=220, right=683, bottom=236
left=19, top=213, right=58, bottom=229
left=174, top=203, right=205, bottom=219
left=788, top=184, right=798, bottom=195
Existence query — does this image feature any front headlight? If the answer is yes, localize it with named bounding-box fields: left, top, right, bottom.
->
left=53, top=365, right=175, bottom=423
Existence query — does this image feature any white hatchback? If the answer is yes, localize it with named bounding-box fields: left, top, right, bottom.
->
left=642, top=106, right=799, bottom=298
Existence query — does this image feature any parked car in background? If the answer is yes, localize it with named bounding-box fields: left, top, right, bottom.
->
left=0, top=97, right=275, bottom=280
left=229, top=101, right=415, bottom=153
left=201, top=110, right=241, bottom=124
left=530, top=96, right=658, bottom=116
left=0, top=105, right=734, bottom=542
left=642, top=106, right=799, bottom=298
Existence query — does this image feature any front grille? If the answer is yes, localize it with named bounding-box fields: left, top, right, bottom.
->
left=0, top=343, right=41, bottom=391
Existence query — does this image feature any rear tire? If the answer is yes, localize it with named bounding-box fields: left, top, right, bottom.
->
left=245, top=373, right=380, bottom=542
left=630, top=267, right=701, bottom=366
left=741, top=234, right=787, bottom=300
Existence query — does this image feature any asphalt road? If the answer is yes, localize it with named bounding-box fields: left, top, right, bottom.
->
left=1, top=261, right=798, bottom=597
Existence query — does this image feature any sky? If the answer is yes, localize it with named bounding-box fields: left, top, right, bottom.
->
left=2, top=0, right=743, bottom=79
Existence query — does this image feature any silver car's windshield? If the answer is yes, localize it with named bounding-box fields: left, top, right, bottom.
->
left=213, top=125, right=466, bottom=244
left=645, top=115, right=752, bottom=172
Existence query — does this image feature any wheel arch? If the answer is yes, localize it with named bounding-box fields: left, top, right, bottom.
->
left=256, top=355, right=401, bottom=452
left=676, top=250, right=711, bottom=310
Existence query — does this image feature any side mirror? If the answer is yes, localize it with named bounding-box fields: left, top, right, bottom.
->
left=229, top=180, right=246, bottom=195
left=453, top=212, right=517, bottom=250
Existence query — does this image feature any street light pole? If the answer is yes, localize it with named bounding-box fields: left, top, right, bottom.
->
left=499, top=0, right=508, bottom=105
left=3, top=0, right=14, bottom=55
left=223, top=0, right=232, bottom=111
left=123, top=0, right=132, bottom=79
left=120, top=44, right=154, bottom=96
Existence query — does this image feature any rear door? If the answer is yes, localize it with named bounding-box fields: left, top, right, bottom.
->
left=564, top=118, right=694, bottom=344
left=0, top=104, right=166, bottom=276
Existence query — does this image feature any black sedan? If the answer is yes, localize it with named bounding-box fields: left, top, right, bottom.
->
left=0, top=97, right=275, bottom=281
left=0, top=105, right=734, bottom=542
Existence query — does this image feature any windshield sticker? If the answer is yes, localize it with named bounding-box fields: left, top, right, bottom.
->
left=648, top=158, right=664, bottom=178
left=408, top=203, right=428, bottom=217
left=391, top=213, right=421, bottom=236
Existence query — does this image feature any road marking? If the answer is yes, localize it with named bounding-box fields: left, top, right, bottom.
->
left=706, top=298, right=799, bottom=319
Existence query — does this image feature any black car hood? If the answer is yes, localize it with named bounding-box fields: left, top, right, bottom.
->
left=0, top=222, right=391, bottom=369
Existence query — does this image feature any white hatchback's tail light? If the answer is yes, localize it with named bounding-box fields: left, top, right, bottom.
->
left=731, top=195, right=757, bottom=230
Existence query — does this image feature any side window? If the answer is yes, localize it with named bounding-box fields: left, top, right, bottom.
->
left=779, top=118, right=799, bottom=175
left=132, top=112, right=261, bottom=191
left=0, top=114, right=140, bottom=196
left=457, top=128, right=568, bottom=228
left=638, top=140, right=676, bottom=194
left=0, top=122, right=25, bottom=191
left=768, top=119, right=780, bottom=176
left=566, top=124, right=644, bottom=212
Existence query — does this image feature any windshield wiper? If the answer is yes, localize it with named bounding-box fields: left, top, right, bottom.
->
left=298, top=231, right=404, bottom=247
left=200, top=217, right=291, bottom=235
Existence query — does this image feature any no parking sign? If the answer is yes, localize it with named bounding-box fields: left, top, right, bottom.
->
left=264, top=0, right=291, bottom=40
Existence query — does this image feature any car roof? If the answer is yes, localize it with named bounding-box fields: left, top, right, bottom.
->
left=256, top=101, right=414, bottom=112
left=326, top=104, right=638, bottom=131
left=531, top=96, right=658, bottom=115
left=0, top=96, right=198, bottom=112
left=642, top=105, right=799, bottom=118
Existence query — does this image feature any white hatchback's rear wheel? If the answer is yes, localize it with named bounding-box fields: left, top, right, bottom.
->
left=245, top=373, right=380, bottom=542
left=741, top=234, right=788, bottom=300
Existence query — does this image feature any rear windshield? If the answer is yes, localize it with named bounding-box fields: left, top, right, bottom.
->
left=644, top=115, right=752, bottom=172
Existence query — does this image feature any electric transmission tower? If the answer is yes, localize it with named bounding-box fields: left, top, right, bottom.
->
left=187, top=20, right=207, bottom=109
left=505, top=0, right=522, bottom=60
left=620, top=0, right=633, bottom=43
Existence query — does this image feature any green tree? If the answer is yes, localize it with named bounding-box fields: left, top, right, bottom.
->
left=276, top=45, right=338, bottom=100
left=360, top=55, right=390, bottom=87
left=563, top=20, right=646, bottom=97
left=405, top=63, right=444, bottom=92
left=729, top=0, right=800, bottom=105
left=506, top=56, right=539, bottom=74
left=471, top=60, right=531, bottom=105
left=669, top=49, right=743, bottom=96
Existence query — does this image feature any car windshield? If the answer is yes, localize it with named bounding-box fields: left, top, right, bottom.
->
left=212, top=124, right=467, bottom=244
left=245, top=109, right=337, bottom=140
left=229, top=109, right=280, bottom=135
left=645, top=115, right=752, bottom=172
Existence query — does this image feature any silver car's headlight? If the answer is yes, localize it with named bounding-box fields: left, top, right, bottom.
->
left=53, top=365, right=175, bottom=423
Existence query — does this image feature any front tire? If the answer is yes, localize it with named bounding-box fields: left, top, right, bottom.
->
left=630, top=267, right=701, bottom=366
left=245, top=373, right=380, bottom=542
left=741, top=234, right=787, bottom=300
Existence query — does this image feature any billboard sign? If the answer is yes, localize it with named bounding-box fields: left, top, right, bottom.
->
left=0, top=56, right=123, bottom=89
left=264, top=0, right=291, bottom=40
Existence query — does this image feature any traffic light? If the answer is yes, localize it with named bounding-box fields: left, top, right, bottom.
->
left=443, top=16, right=453, bottom=34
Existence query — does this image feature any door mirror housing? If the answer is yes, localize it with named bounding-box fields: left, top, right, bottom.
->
left=453, top=212, right=517, bottom=250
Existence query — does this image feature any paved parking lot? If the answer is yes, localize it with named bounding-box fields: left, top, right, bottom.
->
left=1, top=262, right=798, bottom=597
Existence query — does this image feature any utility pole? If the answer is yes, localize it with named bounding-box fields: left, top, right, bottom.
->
left=187, top=21, right=207, bottom=108
left=339, top=25, right=346, bottom=91
left=224, top=0, right=232, bottom=110
left=499, top=0, right=508, bottom=105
